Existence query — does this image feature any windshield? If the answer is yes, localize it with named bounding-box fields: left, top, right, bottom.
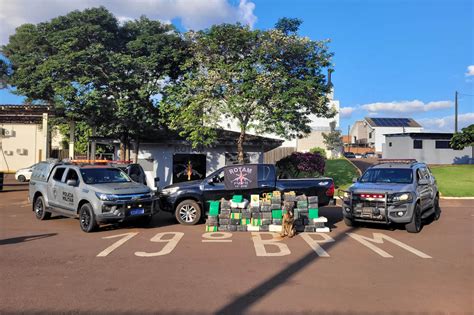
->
left=80, top=168, right=131, bottom=184
left=360, top=168, right=413, bottom=184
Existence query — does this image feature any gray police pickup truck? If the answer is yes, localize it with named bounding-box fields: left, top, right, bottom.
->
left=29, top=161, right=156, bottom=232
left=341, top=161, right=441, bottom=233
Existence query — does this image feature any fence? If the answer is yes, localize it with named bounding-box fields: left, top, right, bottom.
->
left=264, top=147, right=296, bottom=164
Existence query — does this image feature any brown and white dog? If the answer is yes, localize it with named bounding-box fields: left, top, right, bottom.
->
left=281, top=201, right=296, bottom=238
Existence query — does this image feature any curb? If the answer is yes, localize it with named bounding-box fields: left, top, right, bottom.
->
left=440, top=197, right=474, bottom=200
left=343, top=157, right=362, bottom=176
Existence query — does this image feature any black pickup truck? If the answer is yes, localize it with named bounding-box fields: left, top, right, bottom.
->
left=159, top=164, right=335, bottom=225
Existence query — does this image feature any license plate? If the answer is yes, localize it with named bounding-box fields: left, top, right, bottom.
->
left=130, top=208, right=145, bottom=216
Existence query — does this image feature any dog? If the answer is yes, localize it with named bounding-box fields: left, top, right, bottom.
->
left=281, top=201, right=296, bottom=238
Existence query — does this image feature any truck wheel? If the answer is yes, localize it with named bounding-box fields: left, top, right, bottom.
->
left=34, top=196, right=51, bottom=220
left=433, top=196, right=441, bottom=221
left=175, top=200, right=201, bottom=225
left=79, top=203, right=98, bottom=233
left=18, top=175, right=26, bottom=182
left=406, top=204, right=422, bottom=233
left=343, top=216, right=355, bottom=227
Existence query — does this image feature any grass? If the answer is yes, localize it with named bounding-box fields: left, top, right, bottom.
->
left=430, top=165, right=474, bottom=197
left=324, top=158, right=360, bottom=192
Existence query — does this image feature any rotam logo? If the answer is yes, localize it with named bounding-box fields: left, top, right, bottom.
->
left=224, top=165, right=258, bottom=190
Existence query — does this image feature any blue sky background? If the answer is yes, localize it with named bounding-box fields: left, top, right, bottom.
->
left=1, top=0, right=473, bottom=132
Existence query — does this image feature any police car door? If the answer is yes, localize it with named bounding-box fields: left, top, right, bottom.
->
left=61, top=168, right=80, bottom=212
left=48, top=167, right=66, bottom=207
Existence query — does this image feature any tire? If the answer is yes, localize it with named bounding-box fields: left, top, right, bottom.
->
left=343, top=216, right=355, bottom=227
left=79, top=203, right=98, bottom=233
left=406, top=204, right=422, bottom=233
left=175, top=200, right=201, bottom=225
left=17, top=175, right=26, bottom=182
left=34, top=196, right=51, bottom=220
left=433, top=196, right=441, bottom=221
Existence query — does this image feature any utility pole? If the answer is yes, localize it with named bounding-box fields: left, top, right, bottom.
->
left=347, top=125, right=350, bottom=152
left=455, top=91, right=458, bottom=133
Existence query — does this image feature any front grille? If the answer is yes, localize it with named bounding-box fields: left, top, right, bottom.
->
left=352, top=196, right=387, bottom=221
left=115, top=193, right=150, bottom=201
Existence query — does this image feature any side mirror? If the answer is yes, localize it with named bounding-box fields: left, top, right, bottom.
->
left=352, top=177, right=358, bottom=183
left=418, top=179, right=429, bottom=185
left=66, top=179, right=78, bottom=186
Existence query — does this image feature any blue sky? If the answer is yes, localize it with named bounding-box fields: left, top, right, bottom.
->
left=1, top=0, right=473, bottom=132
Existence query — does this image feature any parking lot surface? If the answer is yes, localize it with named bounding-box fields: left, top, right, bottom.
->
left=0, top=186, right=473, bottom=314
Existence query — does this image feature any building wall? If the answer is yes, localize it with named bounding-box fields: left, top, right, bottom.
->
left=373, top=127, right=423, bottom=152
left=383, top=136, right=473, bottom=164
left=296, top=130, right=333, bottom=157
left=0, top=115, right=48, bottom=172
left=350, top=121, right=368, bottom=144
left=137, top=143, right=264, bottom=189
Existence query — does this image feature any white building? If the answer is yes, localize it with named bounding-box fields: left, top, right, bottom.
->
left=350, top=117, right=423, bottom=153
left=383, top=133, right=473, bottom=164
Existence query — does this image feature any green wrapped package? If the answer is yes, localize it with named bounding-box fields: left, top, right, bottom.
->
left=241, top=218, right=251, bottom=225
left=297, top=201, right=308, bottom=208
left=272, top=209, right=283, bottom=219
left=232, top=195, right=243, bottom=203
left=230, top=213, right=242, bottom=219
left=208, top=200, right=220, bottom=216
left=251, top=218, right=262, bottom=226
left=309, top=208, right=319, bottom=219
left=205, top=225, right=218, bottom=232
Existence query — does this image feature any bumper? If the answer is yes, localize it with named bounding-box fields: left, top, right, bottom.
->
left=96, top=198, right=158, bottom=223
left=341, top=200, right=416, bottom=224
left=158, top=193, right=177, bottom=213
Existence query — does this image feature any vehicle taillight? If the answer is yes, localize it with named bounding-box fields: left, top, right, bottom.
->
left=326, top=182, right=335, bottom=197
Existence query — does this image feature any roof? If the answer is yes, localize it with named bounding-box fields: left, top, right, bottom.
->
left=365, top=117, right=421, bottom=128
left=0, top=104, right=55, bottom=124
left=385, top=132, right=453, bottom=140
left=91, top=129, right=284, bottom=152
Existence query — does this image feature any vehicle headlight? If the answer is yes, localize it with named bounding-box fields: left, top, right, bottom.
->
left=161, top=187, right=179, bottom=195
left=343, top=191, right=350, bottom=199
left=390, top=192, right=412, bottom=202
left=95, top=192, right=118, bottom=201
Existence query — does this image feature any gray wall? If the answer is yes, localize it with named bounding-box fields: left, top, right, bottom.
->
left=137, top=143, right=264, bottom=189
left=383, top=136, right=473, bottom=165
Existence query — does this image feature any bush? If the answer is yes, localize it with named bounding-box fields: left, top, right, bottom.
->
left=276, top=152, right=325, bottom=178
left=309, top=147, right=327, bottom=159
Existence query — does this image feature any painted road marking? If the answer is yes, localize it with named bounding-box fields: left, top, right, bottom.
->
left=300, top=233, right=335, bottom=257
left=135, top=232, right=184, bottom=257
left=97, top=232, right=138, bottom=257
left=202, top=232, right=233, bottom=242
left=251, top=232, right=291, bottom=257
left=347, top=232, right=432, bottom=259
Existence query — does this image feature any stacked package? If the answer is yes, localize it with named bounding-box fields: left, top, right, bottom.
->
left=204, top=191, right=330, bottom=233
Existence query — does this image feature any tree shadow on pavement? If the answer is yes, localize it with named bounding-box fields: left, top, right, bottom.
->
left=216, top=226, right=358, bottom=315
left=0, top=233, right=57, bottom=245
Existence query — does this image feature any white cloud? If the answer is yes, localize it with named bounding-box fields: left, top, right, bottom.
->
left=418, top=113, right=474, bottom=132
left=361, top=100, right=453, bottom=114
left=339, top=107, right=355, bottom=118
left=0, top=0, right=257, bottom=44
left=466, top=65, right=474, bottom=77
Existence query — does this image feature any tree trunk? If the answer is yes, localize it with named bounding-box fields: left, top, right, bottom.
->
left=134, top=136, right=140, bottom=164
left=237, top=127, right=246, bottom=164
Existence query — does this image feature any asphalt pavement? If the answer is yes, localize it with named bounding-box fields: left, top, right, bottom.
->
left=1, top=187, right=472, bottom=314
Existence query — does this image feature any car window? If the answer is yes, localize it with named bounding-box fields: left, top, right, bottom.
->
left=65, top=169, right=79, bottom=182
left=360, top=168, right=413, bottom=184
left=80, top=168, right=131, bottom=184
left=213, top=170, right=225, bottom=183
left=52, top=167, right=66, bottom=182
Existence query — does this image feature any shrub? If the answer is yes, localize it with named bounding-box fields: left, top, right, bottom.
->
left=309, top=147, right=327, bottom=159
left=276, top=152, right=325, bottom=178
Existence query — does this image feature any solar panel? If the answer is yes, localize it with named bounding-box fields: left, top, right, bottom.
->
left=370, top=118, right=412, bottom=127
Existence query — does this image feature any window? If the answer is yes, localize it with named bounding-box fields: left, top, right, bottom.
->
left=225, top=153, right=250, bottom=165
left=65, top=169, right=79, bottom=182
left=53, top=167, right=66, bottom=182
left=172, top=154, right=206, bottom=184
left=413, top=140, right=423, bottom=149
left=360, top=168, right=413, bottom=184
left=80, top=168, right=130, bottom=184
left=389, top=142, right=392, bottom=147
left=435, top=141, right=451, bottom=149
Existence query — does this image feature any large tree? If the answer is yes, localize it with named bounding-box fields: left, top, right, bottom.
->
left=2, top=7, right=187, bottom=159
left=450, top=124, right=474, bottom=150
left=163, top=20, right=335, bottom=163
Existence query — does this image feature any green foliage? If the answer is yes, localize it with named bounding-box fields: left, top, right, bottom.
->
left=309, top=146, right=327, bottom=159
left=0, top=59, right=10, bottom=89
left=275, top=17, right=303, bottom=35
left=450, top=124, right=474, bottom=150
left=322, top=126, right=343, bottom=152
left=163, top=22, right=334, bottom=162
left=2, top=7, right=187, bottom=146
left=324, top=158, right=360, bottom=191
